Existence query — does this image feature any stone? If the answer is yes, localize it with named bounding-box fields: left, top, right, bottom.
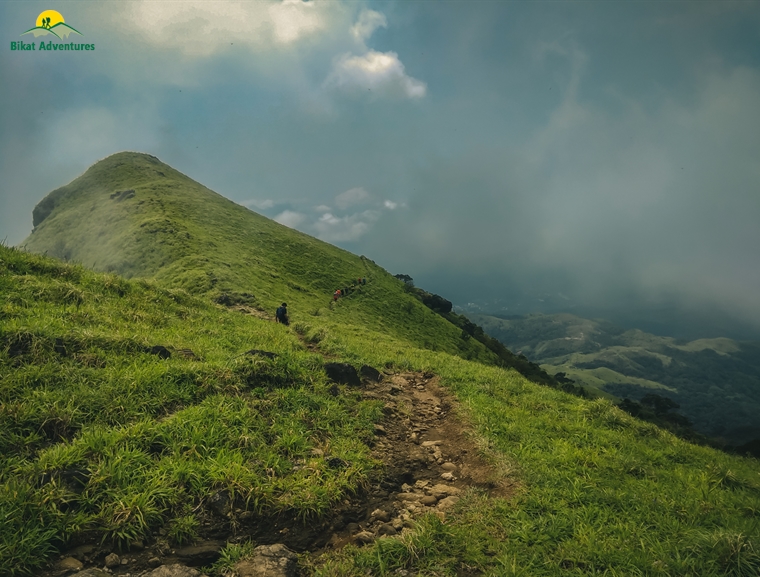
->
left=207, top=490, right=231, bottom=516
left=396, top=492, right=420, bottom=501
left=389, top=385, right=403, bottom=395
left=148, top=557, right=162, bottom=568
left=104, top=553, right=120, bottom=568
left=360, top=365, right=382, bottom=382
left=175, top=541, right=223, bottom=565
left=441, top=472, right=456, bottom=481
left=374, top=424, right=387, bottom=435
left=378, top=523, right=398, bottom=536
left=354, top=531, right=375, bottom=544
left=371, top=509, right=391, bottom=522
left=437, top=496, right=460, bottom=511
left=235, top=544, right=298, bottom=577
left=392, top=517, right=404, bottom=530
left=121, top=558, right=129, bottom=564
left=421, top=440, right=443, bottom=448
left=67, top=545, right=95, bottom=560
left=414, top=480, right=429, bottom=489
left=145, top=566, right=202, bottom=577
left=56, top=557, right=83, bottom=572
left=324, top=363, right=361, bottom=386
left=76, top=570, right=110, bottom=577
left=429, top=484, right=460, bottom=499
left=441, top=462, right=457, bottom=471
left=420, top=495, right=438, bottom=506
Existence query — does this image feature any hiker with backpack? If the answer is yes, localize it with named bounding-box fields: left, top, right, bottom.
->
left=275, top=303, right=289, bottom=325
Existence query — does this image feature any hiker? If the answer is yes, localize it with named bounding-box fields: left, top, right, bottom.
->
left=362, top=277, right=366, bottom=285
left=275, top=303, right=289, bottom=325
left=333, top=289, right=341, bottom=302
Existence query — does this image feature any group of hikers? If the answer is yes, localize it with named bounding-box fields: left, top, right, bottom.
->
left=274, top=277, right=368, bottom=325
left=333, top=277, right=367, bottom=302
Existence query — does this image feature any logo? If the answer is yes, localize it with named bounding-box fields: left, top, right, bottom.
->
left=11, top=10, right=95, bottom=52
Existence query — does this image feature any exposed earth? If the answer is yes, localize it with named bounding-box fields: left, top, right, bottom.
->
left=38, top=340, right=514, bottom=576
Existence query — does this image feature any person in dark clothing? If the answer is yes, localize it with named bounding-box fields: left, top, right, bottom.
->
left=275, top=303, right=289, bottom=325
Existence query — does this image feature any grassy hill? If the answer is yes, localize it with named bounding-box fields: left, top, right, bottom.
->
left=469, top=312, right=760, bottom=445
left=21, top=152, right=508, bottom=368
left=3, top=152, right=760, bottom=575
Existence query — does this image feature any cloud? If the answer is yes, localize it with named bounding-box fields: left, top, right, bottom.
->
left=240, top=198, right=275, bottom=210
left=325, top=50, right=427, bottom=99
left=110, top=0, right=337, bottom=57
left=313, top=209, right=380, bottom=242
left=362, top=55, right=760, bottom=330
left=274, top=210, right=307, bottom=228
left=335, top=186, right=371, bottom=209
left=384, top=200, right=398, bottom=210
left=351, top=9, right=387, bottom=43
left=269, top=0, right=327, bottom=44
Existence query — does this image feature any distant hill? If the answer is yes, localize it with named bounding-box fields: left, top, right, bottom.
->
left=469, top=312, right=760, bottom=445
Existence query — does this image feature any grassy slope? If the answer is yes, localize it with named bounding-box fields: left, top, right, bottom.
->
left=3, top=154, right=759, bottom=575
left=471, top=312, right=760, bottom=443
left=0, top=246, right=385, bottom=575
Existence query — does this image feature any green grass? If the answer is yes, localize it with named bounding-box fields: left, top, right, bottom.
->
left=306, top=334, right=760, bottom=576
left=0, top=245, right=382, bottom=574
left=4, top=152, right=760, bottom=575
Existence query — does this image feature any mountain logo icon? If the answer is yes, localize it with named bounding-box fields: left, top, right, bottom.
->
left=22, top=10, right=82, bottom=39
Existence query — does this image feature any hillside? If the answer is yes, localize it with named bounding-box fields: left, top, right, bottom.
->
left=21, top=152, right=512, bottom=370
left=469, top=312, right=760, bottom=445
left=3, top=153, right=760, bottom=576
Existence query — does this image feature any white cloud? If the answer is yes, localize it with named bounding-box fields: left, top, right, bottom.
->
left=241, top=198, right=275, bottom=210
left=313, top=204, right=332, bottom=212
left=384, top=200, right=398, bottom=210
left=274, top=210, right=306, bottom=228
left=335, top=187, right=371, bottom=209
left=351, top=9, right=387, bottom=43
left=269, top=0, right=326, bottom=44
left=313, top=209, right=380, bottom=242
left=325, top=50, right=427, bottom=99
left=111, top=0, right=336, bottom=57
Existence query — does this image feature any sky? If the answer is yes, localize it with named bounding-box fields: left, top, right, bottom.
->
left=2, top=0, right=760, bottom=338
